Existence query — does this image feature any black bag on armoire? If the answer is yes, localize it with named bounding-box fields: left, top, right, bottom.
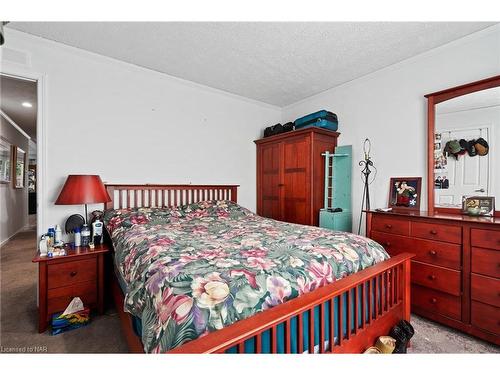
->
left=263, top=122, right=294, bottom=138
left=263, top=123, right=283, bottom=137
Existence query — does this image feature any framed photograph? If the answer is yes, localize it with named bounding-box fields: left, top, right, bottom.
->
left=462, top=196, right=495, bottom=217
left=14, top=146, right=26, bottom=189
left=389, top=177, right=422, bottom=211
left=0, top=137, right=12, bottom=184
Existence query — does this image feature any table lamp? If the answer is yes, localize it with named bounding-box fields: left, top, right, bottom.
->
left=55, top=175, right=111, bottom=224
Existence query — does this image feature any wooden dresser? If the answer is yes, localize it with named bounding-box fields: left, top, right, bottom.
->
left=255, top=127, right=339, bottom=226
left=366, top=210, right=500, bottom=345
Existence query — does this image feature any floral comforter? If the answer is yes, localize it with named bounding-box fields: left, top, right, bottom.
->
left=103, top=201, right=389, bottom=353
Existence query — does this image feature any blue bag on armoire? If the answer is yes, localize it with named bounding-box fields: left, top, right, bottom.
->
left=294, top=110, right=338, bottom=131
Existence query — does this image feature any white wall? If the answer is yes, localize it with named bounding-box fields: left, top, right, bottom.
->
left=0, top=115, right=30, bottom=245
left=2, top=25, right=499, bottom=240
left=1, top=29, right=281, bottom=239
left=282, top=26, right=500, bottom=233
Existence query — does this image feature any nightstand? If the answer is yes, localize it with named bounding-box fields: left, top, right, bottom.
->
left=32, top=244, right=109, bottom=333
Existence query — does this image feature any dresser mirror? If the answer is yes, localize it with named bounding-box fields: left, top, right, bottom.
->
left=426, top=75, right=500, bottom=216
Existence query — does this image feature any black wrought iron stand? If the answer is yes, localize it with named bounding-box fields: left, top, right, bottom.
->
left=358, top=138, right=376, bottom=234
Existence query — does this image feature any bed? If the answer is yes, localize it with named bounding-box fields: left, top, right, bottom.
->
left=103, top=184, right=413, bottom=354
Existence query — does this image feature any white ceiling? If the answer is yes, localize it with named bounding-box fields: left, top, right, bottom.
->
left=7, top=22, right=497, bottom=107
left=0, top=74, right=37, bottom=141
left=437, top=86, right=500, bottom=114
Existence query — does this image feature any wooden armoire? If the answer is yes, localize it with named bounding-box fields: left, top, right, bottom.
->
left=255, top=127, right=339, bottom=226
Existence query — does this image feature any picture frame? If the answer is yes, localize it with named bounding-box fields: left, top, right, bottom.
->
left=0, top=137, right=12, bottom=184
left=388, top=177, right=422, bottom=211
left=461, top=196, right=495, bottom=217
left=14, top=146, right=26, bottom=189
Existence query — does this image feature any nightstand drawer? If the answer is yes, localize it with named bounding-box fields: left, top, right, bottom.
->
left=47, top=280, right=97, bottom=315
left=411, top=221, right=462, bottom=244
left=47, top=258, right=97, bottom=289
left=411, top=261, right=461, bottom=296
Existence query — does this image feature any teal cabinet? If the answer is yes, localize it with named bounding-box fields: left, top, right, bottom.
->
left=319, top=145, right=352, bottom=232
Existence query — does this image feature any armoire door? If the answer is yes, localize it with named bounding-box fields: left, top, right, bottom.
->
left=282, top=135, right=311, bottom=224
left=258, top=142, right=281, bottom=220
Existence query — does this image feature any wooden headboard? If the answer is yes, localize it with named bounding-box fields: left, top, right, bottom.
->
left=104, top=184, right=239, bottom=210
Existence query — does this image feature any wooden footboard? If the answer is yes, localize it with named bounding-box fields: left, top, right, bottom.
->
left=110, top=252, right=413, bottom=354
left=168, top=253, right=413, bottom=353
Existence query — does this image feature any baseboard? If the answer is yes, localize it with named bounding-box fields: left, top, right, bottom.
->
left=0, top=226, right=27, bottom=247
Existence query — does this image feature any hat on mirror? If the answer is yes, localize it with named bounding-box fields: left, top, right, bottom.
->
left=444, top=139, right=463, bottom=159
left=474, top=137, right=489, bottom=156
left=464, top=139, right=477, bottom=157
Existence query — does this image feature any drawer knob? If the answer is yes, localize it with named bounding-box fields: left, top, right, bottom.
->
left=70, top=271, right=77, bottom=277
left=385, top=224, right=393, bottom=229
left=385, top=242, right=391, bottom=247
left=428, top=274, right=437, bottom=280
left=429, top=250, right=437, bottom=256
left=430, top=230, right=438, bottom=235
left=430, top=298, right=437, bottom=304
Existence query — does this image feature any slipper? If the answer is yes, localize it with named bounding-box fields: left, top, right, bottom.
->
left=375, top=336, right=396, bottom=354
left=364, top=346, right=382, bottom=354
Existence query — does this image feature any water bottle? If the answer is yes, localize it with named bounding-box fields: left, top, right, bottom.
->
left=55, top=225, right=62, bottom=245
left=81, top=224, right=91, bottom=247
left=74, top=227, right=81, bottom=247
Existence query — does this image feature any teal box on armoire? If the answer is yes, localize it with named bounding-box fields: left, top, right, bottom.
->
left=319, top=145, right=352, bottom=232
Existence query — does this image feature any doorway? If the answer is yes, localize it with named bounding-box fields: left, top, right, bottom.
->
left=0, top=73, right=38, bottom=243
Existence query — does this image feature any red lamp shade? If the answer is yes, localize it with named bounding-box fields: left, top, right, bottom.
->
left=55, top=175, right=111, bottom=205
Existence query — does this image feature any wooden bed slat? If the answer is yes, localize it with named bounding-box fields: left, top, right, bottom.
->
left=308, top=308, right=314, bottom=353
left=319, top=303, right=325, bottom=353
left=329, top=299, right=335, bottom=351
left=353, top=286, right=358, bottom=334
left=285, top=319, right=291, bottom=354
left=346, top=291, right=351, bottom=340
left=271, top=326, right=277, bottom=353
left=297, top=314, right=303, bottom=353
left=338, top=295, right=343, bottom=346
left=255, top=334, right=262, bottom=354
left=361, top=283, right=365, bottom=329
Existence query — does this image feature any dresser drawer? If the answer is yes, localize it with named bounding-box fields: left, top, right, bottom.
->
left=471, top=247, right=500, bottom=278
left=412, top=284, right=461, bottom=321
left=411, top=221, right=462, bottom=244
left=471, top=274, right=500, bottom=308
left=372, top=216, right=410, bottom=236
left=411, top=261, right=461, bottom=296
left=471, top=301, right=500, bottom=335
left=371, top=231, right=461, bottom=270
left=47, top=280, right=97, bottom=315
left=47, top=258, right=97, bottom=289
left=471, top=228, right=500, bottom=251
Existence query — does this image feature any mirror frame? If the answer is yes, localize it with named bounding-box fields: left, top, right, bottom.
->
left=425, top=75, right=500, bottom=216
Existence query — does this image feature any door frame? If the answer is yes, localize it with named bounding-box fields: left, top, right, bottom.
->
left=1, top=65, right=47, bottom=238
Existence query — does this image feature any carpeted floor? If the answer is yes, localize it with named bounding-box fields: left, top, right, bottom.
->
left=1, top=229, right=498, bottom=354
left=0, top=229, right=127, bottom=353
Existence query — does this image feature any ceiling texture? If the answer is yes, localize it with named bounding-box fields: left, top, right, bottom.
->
left=7, top=22, right=498, bottom=107
left=0, top=74, right=37, bottom=141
